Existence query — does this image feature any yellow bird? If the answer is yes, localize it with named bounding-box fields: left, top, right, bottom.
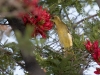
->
left=51, top=16, right=73, bottom=53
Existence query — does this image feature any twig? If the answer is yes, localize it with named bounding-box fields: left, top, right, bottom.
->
left=73, top=14, right=98, bottom=29
left=76, top=14, right=98, bottom=24
left=16, top=61, right=25, bottom=69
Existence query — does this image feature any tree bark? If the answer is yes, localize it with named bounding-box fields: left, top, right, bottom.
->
left=95, top=0, right=100, bottom=8
left=7, top=17, right=45, bottom=75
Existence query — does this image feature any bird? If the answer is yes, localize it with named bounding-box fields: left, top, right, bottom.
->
left=51, top=16, right=73, bottom=56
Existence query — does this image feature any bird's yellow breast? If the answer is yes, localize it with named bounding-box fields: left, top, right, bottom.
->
left=52, top=16, right=73, bottom=48
left=56, top=26, right=72, bottom=48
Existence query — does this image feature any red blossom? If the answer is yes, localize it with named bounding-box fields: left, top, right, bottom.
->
left=32, top=27, right=46, bottom=38
left=92, top=41, right=99, bottom=50
left=85, top=40, right=100, bottom=64
left=84, top=40, right=92, bottom=52
left=84, top=40, right=100, bottom=74
left=19, top=0, right=53, bottom=38
left=94, top=68, right=100, bottom=74
left=92, top=48, right=100, bottom=65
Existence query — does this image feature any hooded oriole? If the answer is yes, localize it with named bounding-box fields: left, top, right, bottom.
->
left=52, top=16, right=73, bottom=55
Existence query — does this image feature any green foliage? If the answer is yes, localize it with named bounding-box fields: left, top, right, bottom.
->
left=83, top=18, right=100, bottom=41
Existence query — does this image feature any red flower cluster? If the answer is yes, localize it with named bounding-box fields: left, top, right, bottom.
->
left=84, top=40, right=100, bottom=74
left=84, top=40, right=92, bottom=52
left=19, top=0, right=53, bottom=38
left=94, top=68, right=100, bottom=74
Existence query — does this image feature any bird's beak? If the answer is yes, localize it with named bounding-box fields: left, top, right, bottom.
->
left=50, top=16, right=54, bottom=22
left=50, top=19, right=53, bottom=22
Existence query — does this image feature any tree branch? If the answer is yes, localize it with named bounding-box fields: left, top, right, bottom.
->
left=96, top=0, right=100, bottom=8
left=73, top=14, right=98, bottom=29
left=76, top=14, right=98, bottom=24
left=7, top=17, right=45, bottom=75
